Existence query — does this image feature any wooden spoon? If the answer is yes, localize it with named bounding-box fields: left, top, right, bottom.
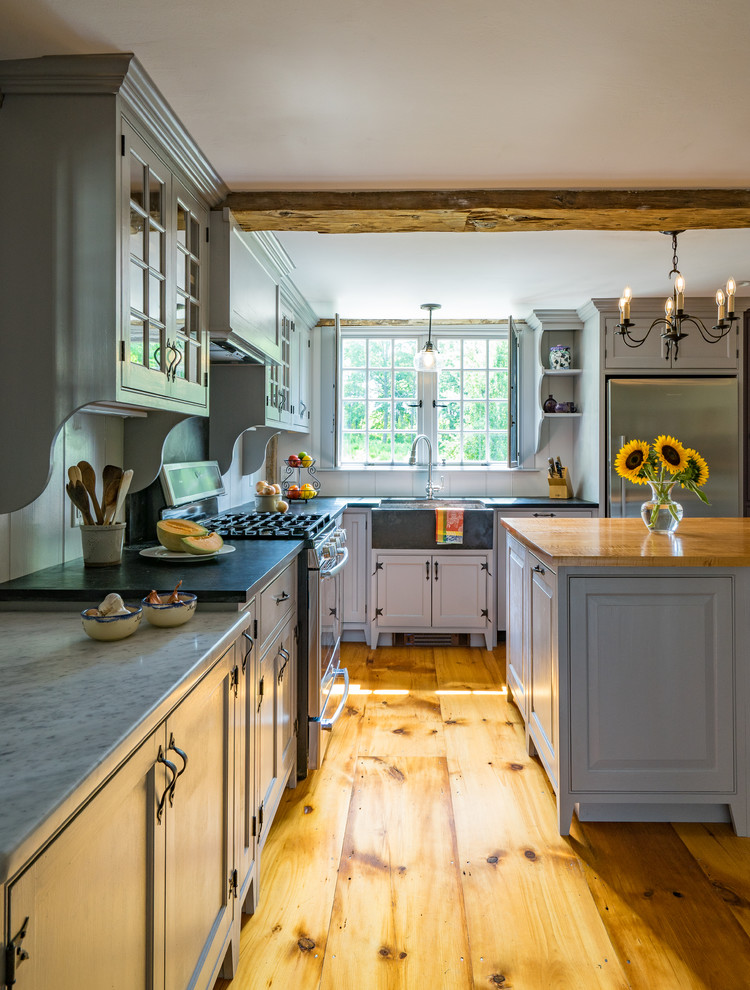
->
left=78, top=460, right=103, bottom=524
left=67, top=465, right=82, bottom=487
left=101, top=465, right=123, bottom=525
left=65, top=481, right=95, bottom=526
left=112, top=468, right=133, bottom=524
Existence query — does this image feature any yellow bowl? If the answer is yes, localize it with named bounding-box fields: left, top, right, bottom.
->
left=81, top=605, right=142, bottom=641
left=141, top=592, right=198, bottom=628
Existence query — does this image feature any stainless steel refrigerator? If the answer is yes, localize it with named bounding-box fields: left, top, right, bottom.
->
left=607, top=378, right=740, bottom=518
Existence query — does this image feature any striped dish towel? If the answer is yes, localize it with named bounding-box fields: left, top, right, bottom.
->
left=436, top=508, right=464, bottom=544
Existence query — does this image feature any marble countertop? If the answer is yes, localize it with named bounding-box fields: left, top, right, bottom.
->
left=0, top=608, right=253, bottom=884
left=502, top=516, right=750, bottom=567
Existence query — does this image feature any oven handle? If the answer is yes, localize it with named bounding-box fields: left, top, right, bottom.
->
left=321, top=546, right=349, bottom=579
left=315, top=666, right=350, bottom=730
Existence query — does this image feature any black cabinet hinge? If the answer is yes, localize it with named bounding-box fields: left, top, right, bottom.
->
left=230, top=666, right=239, bottom=697
left=5, top=916, right=29, bottom=986
left=121, top=134, right=126, bottom=156
left=252, top=813, right=257, bottom=837
left=206, top=226, right=210, bottom=243
left=375, top=607, right=383, bottom=617
left=120, top=340, right=126, bottom=362
left=204, top=371, right=208, bottom=387
left=228, top=869, right=238, bottom=899
left=481, top=608, right=489, bottom=619
left=254, top=618, right=258, bottom=639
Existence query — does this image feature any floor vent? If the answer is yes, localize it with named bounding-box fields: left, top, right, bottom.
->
left=399, top=632, right=466, bottom=647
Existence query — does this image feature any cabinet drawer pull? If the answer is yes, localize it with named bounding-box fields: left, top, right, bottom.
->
left=156, top=746, right=178, bottom=823
left=533, top=512, right=556, bottom=517
left=273, top=590, right=290, bottom=605
left=425, top=560, right=430, bottom=580
left=257, top=675, right=264, bottom=713
left=434, top=561, right=439, bottom=580
left=242, top=629, right=254, bottom=673
left=167, top=733, right=188, bottom=806
left=532, top=564, right=545, bottom=575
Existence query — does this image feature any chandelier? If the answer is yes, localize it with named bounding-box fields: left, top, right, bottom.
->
left=413, top=303, right=442, bottom=372
left=615, top=231, right=737, bottom=361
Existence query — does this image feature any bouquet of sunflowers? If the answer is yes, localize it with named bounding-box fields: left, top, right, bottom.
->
left=614, top=435, right=710, bottom=509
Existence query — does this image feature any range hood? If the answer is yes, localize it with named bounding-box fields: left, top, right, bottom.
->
left=209, top=336, right=270, bottom=365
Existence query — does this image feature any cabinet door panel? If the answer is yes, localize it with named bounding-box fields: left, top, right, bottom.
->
left=257, top=642, right=277, bottom=817
left=376, top=555, right=431, bottom=627
left=506, top=539, right=527, bottom=716
left=528, top=559, right=557, bottom=785
left=7, top=732, right=163, bottom=990
left=431, top=554, right=487, bottom=627
left=341, top=511, right=368, bottom=625
left=275, top=620, right=296, bottom=780
left=569, top=576, right=735, bottom=792
left=164, top=650, right=234, bottom=990
left=236, top=607, right=257, bottom=905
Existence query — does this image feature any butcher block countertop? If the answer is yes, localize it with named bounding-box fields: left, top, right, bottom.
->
left=500, top=516, right=750, bottom=567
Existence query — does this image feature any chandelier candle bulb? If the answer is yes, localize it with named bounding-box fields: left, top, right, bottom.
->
left=665, top=297, right=674, bottom=323
left=716, top=288, right=726, bottom=321
left=726, top=277, right=736, bottom=314
left=675, top=274, right=685, bottom=311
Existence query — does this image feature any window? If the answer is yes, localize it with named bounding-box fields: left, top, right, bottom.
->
left=338, top=326, right=517, bottom=466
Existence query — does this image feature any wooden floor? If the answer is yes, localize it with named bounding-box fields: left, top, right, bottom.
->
left=216, top=642, right=750, bottom=990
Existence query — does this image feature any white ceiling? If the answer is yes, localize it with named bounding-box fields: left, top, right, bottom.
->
left=3, top=0, right=750, bottom=318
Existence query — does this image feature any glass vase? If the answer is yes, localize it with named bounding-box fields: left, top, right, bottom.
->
left=640, top=480, right=683, bottom=533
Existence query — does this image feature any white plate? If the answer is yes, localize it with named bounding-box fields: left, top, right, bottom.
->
left=139, top=545, right=236, bottom=562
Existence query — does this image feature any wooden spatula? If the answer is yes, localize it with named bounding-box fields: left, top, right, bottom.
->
left=78, top=460, right=103, bottom=524
left=102, top=465, right=123, bottom=525
left=112, top=469, right=134, bottom=524
left=65, top=481, right=95, bottom=526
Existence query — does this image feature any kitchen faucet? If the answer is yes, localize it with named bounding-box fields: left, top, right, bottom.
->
left=408, top=435, right=444, bottom=498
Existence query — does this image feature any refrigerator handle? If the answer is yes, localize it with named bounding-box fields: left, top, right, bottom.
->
left=617, top=434, right=627, bottom=518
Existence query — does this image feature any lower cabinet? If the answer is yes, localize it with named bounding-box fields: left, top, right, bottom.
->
left=341, top=509, right=369, bottom=633
left=495, top=507, right=594, bottom=632
left=505, top=537, right=559, bottom=789
left=505, top=534, right=748, bottom=837
left=371, top=550, right=493, bottom=649
left=5, top=644, right=237, bottom=990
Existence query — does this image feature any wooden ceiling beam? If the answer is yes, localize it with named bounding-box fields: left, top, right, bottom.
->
left=221, top=188, right=750, bottom=233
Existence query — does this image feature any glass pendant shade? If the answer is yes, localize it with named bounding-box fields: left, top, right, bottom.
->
left=414, top=302, right=441, bottom=372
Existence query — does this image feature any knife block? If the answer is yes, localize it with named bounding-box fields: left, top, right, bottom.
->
left=548, top=468, right=573, bottom=499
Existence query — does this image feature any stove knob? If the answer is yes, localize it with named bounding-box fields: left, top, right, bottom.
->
left=335, top=528, right=347, bottom=545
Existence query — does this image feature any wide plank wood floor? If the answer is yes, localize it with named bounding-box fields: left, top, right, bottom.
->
left=216, top=642, right=750, bottom=990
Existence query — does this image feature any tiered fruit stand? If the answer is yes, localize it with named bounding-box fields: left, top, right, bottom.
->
left=281, top=458, right=320, bottom=501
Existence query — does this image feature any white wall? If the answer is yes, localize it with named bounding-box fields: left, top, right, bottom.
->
left=0, top=412, right=124, bottom=582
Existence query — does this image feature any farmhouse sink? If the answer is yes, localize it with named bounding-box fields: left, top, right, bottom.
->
left=371, top=501, right=493, bottom=549
left=378, top=498, right=485, bottom=509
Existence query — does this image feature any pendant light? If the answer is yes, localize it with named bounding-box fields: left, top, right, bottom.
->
left=413, top=303, right=442, bottom=372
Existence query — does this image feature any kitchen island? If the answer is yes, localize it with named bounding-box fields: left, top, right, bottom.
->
left=501, top=516, right=750, bottom=837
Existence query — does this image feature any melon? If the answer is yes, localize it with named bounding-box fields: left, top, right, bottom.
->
left=181, top=532, right=224, bottom=555
left=157, top=519, right=208, bottom=552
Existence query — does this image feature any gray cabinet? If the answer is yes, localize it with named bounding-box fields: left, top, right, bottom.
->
left=341, top=510, right=369, bottom=631
left=601, top=299, right=739, bottom=370
left=504, top=532, right=748, bottom=836
left=209, top=211, right=283, bottom=365
left=371, top=550, right=493, bottom=649
left=568, top=575, right=735, bottom=794
left=496, top=507, right=595, bottom=632
left=5, top=643, right=237, bottom=990
left=0, top=53, right=223, bottom=514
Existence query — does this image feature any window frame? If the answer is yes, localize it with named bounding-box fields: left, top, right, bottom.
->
left=336, top=323, right=516, bottom=468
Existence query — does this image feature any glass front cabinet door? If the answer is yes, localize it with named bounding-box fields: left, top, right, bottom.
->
left=121, top=120, right=208, bottom=409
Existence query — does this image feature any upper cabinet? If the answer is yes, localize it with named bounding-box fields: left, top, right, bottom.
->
left=526, top=309, right=584, bottom=452
left=209, top=211, right=290, bottom=365
left=0, top=53, right=226, bottom=513
left=598, top=298, right=740, bottom=371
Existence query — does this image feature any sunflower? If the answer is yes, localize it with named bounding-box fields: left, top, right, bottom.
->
left=683, top=448, right=709, bottom=487
left=614, top=439, right=651, bottom=483
left=654, top=435, right=688, bottom=473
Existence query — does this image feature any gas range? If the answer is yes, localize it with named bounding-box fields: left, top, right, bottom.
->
left=202, top=509, right=332, bottom=542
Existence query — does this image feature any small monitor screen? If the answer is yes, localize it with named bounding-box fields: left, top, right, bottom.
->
left=160, top=461, right=225, bottom=506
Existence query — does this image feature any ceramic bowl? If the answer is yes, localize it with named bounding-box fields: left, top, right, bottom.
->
left=141, top=592, right=198, bottom=628
left=81, top=604, right=142, bottom=641
left=255, top=494, right=281, bottom=512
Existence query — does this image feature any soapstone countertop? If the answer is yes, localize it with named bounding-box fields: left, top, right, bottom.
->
left=0, top=608, right=252, bottom=884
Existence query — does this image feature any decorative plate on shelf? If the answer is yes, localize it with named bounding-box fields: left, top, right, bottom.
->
left=139, top=545, right=235, bottom=562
